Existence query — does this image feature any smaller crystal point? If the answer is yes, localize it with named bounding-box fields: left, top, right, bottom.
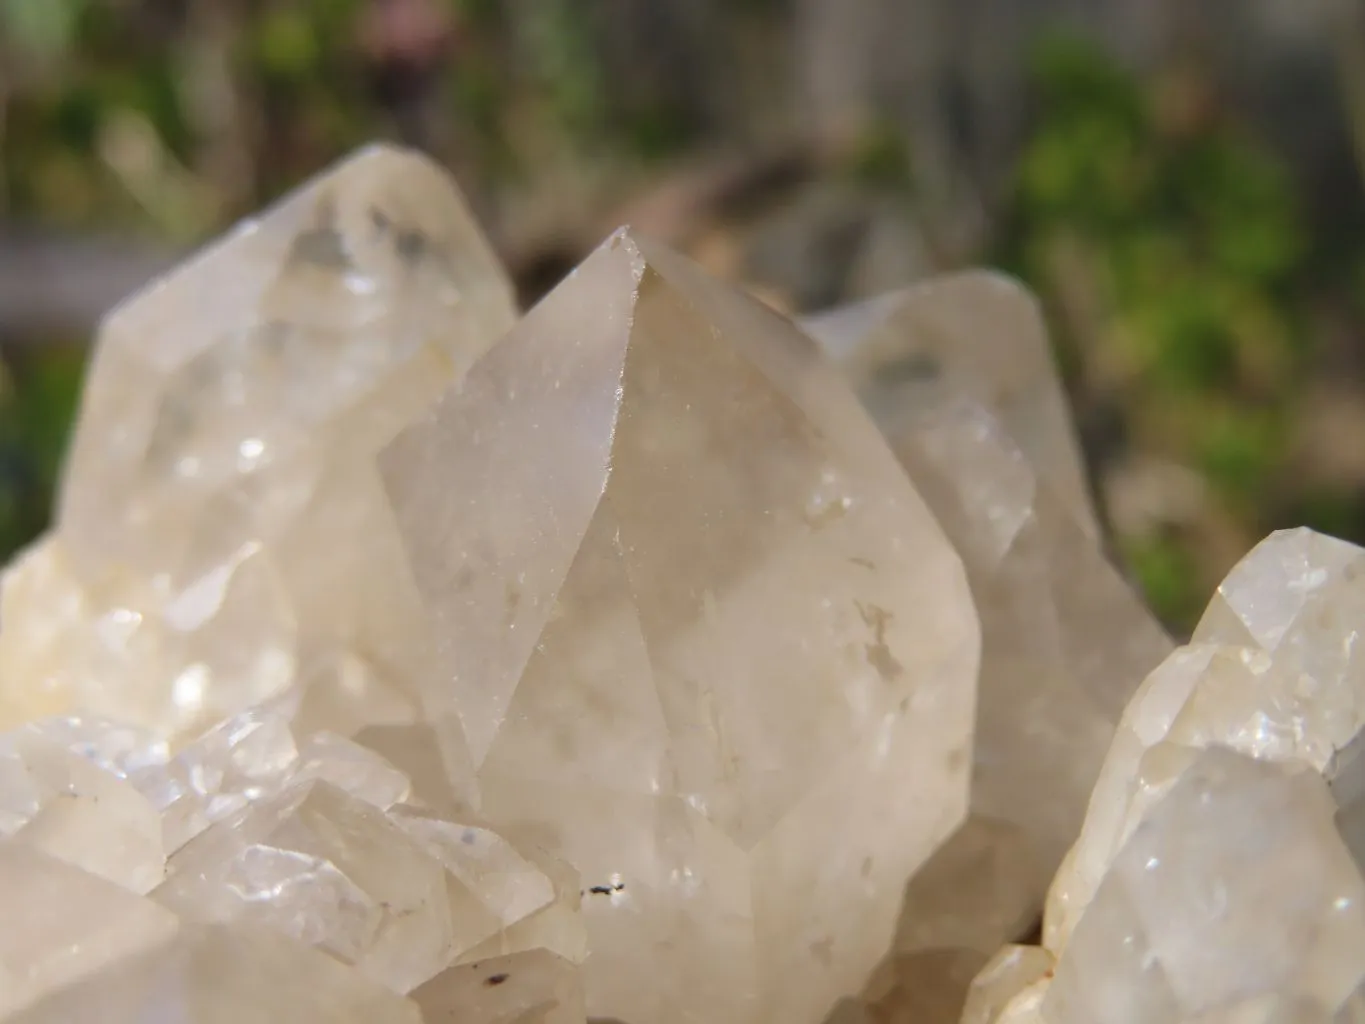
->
left=153, top=764, right=583, bottom=996
left=0, top=144, right=517, bottom=746
left=801, top=272, right=1098, bottom=535
left=965, top=528, right=1365, bottom=1024
left=153, top=780, right=463, bottom=992
left=58, top=142, right=516, bottom=572
left=1048, top=529, right=1365, bottom=954
left=804, top=282, right=1170, bottom=1018
left=1045, top=749, right=1365, bottom=1023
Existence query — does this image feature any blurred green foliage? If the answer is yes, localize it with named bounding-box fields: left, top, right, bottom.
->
left=1001, top=36, right=1332, bottom=629
left=0, top=353, right=84, bottom=560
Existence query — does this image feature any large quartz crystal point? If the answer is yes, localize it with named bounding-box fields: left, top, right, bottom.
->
left=801, top=272, right=1098, bottom=536
left=802, top=284, right=1170, bottom=1015
left=5, top=921, right=426, bottom=1023
left=379, top=228, right=981, bottom=1024
left=0, top=144, right=517, bottom=741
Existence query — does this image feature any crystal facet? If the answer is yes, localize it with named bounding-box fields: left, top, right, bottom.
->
left=0, top=720, right=165, bottom=891
left=805, top=284, right=1170, bottom=1014
left=0, top=697, right=585, bottom=1022
left=802, top=272, right=1099, bottom=535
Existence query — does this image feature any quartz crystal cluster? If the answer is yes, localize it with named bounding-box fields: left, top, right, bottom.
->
left=0, top=141, right=1224, bottom=1024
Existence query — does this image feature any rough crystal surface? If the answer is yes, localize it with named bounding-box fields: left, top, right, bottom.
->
left=379, top=229, right=981, bottom=1024
left=1045, top=749, right=1365, bottom=1023
left=154, top=779, right=463, bottom=991
left=1049, top=528, right=1365, bottom=952
left=154, top=777, right=583, bottom=996
left=805, top=284, right=1170, bottom=1014
left=0, top=700, right=584, bottom=1022
left=967, top=528, right=1365, bottom=1024
left=0, top=144, right=517, bottom=742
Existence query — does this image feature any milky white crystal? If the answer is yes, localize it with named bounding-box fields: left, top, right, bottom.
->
left=966, top=528, right=1365, bottom=1024
left=0, top=144, right=612, bottom=1024
left=380, top=228, right=981, bottom=1024
left=805, top=283, right=1169, bottom=1015
left=803, top=272, right=1098, bottom=535
left=1049, top=529, right=1365, bottom=952
left=0, top=700, right=585, bottom=1021
left=0, top=144, right=517, bottom=742
left=1044, top=748, right=1365, bottom=1023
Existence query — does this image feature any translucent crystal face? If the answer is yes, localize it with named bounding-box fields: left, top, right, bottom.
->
left=1047, top=749, right=1365, bottom=1023
left=804, top=284, right=1171, bottom=1016
left=0, top=145, right=517, bottom=742
left=0, top=706, right=586, bottom=1021
left=802, top=272, right=1098, bottom=538
left=971, top=528, right=1365, bottom=1024
left=379, top=229, right=982, bottom=1024
left=59, top=144, right=516, bottom=578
